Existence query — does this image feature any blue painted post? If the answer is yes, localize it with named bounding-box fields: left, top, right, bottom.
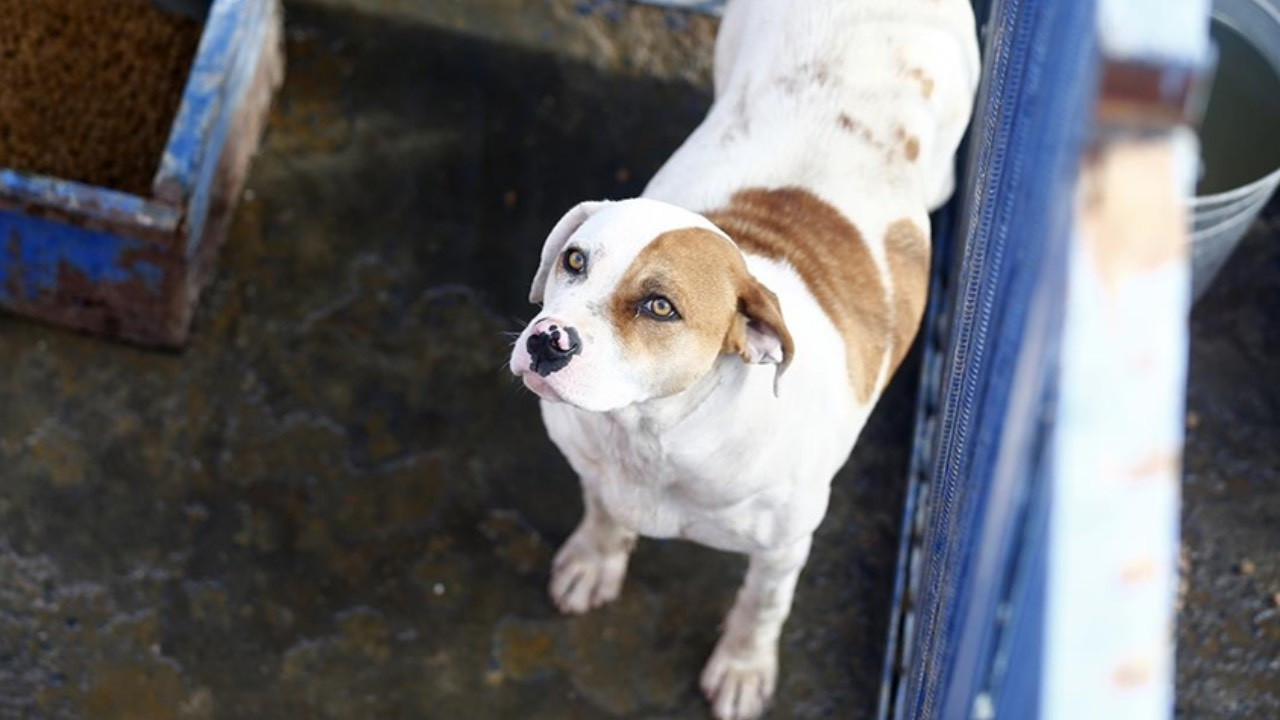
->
left=880, top=1, right=1211, bottom=719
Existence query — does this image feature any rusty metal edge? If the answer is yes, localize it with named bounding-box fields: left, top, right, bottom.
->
left=0, top=171, right=182, bottom=237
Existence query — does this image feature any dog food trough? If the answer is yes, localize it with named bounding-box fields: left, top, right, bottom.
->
left=0, top=0, right=283, bottom=347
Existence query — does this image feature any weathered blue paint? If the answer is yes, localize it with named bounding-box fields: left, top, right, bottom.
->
left=154, top=0, right=246, bottom=206
left=0, top=213, right=165, bottom=301
left=0, top=170, right=180, bottom=232
left=628, top=0, right=725, bottom=15
left=183, top=0, right=275, bottom=256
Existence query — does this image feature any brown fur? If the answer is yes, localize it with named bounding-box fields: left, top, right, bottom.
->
left=706, top=188, right=895, bottom=403
left=884, top=219, right=930, bottom=372
left=610, top=228, right=793, bottom=396
left=837, top=112, right=882, bottom=147
left=906, top=67, right=936, bottom=99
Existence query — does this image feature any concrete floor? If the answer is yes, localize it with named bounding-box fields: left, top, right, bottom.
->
left=1177, top=210, right=1280, bottom=719
left=0, top=2, right=1275, bottom=719
left=0, top=4, right=904, bottom=718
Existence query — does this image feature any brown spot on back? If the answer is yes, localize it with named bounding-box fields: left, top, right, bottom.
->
left=884, top=219, right=930, bottom=371
left=890, top=127, right=920, bottom=163
left=905, top=136, right=920, bottom=162
left=706, top=188, right=893, bottom=403
left=907, top=67, right=936, bottom=99
left=837, top=113, right=881, bottom=147
left=609, top=227, right=793, bottom=397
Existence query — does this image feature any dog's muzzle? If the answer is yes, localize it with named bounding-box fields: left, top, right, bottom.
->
left=527, top=323, right=582, bottom=376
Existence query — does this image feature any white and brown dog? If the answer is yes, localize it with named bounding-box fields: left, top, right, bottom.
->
left=509, top=0, right=979, bottom=717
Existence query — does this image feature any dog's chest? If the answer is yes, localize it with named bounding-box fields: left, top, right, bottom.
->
left=591, top=416, right=785, bottom=553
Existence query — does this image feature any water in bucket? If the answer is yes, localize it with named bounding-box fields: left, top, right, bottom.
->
left=1198, top=21, right=1280, bottom=195
left=1190, top=0, right=1280, bottom=298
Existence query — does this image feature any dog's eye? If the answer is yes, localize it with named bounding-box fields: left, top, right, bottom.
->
left=641, top=295, right=679, bottom=320
left=563, top=248, right=587, bottom=275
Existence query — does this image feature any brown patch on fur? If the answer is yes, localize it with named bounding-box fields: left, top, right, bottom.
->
left=884, top=219, right=930, bottom=371
left=706, top=188, right=892, bottom=403
left=610, top=227, right=793, bottom=396
left=837, top=113, right=881, bottom=147
left=907, top=67, right=936, bottom=99
left=904, top=136, right=920, bottom=162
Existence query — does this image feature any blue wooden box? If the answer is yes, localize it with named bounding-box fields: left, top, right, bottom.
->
left=0, top=0, right=283, bottom=347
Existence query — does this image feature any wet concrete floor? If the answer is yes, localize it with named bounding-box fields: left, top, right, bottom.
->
left=0, top=2, right=1275, bottom=718
left=0, top=4, right=907, bottom=718
left=1177, top=210, right=1280, bottom=719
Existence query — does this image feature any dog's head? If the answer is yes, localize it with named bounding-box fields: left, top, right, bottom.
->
left=510, top=199, right=793, bottom=413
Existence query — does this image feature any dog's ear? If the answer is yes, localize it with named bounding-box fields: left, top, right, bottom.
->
left=723, top=276, right=794, bottom=396
left=529, top=201, right=608, bottom=304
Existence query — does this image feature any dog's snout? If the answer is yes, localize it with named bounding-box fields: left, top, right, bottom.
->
left=527, top=321, right=582, bottom=376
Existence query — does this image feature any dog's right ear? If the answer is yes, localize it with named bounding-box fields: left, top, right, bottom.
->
left=529, top=201, right=608, bottom=304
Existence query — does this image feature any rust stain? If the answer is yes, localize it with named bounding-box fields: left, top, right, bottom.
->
left=1129, top=448, right=1181, bottom=480
left=494, top=620, right=560, bottom=681
left=1079, top=140, right=1188, bottom=294
left=82, top=663, right=185, bottom=720
left=1120, top=556, right=1158, bottom=585
left=1112, top=657, right=1154, bottom=688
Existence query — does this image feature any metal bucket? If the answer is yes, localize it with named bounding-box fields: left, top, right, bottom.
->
left=1191, top=0, right=1280, bottom=299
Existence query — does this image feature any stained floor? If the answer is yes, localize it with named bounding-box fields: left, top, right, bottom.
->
left=0, top=2, right=1276, bottom=719
left=0, top=4, right=908, bottom=718
left=1177, top=209, right=1280, bottom=720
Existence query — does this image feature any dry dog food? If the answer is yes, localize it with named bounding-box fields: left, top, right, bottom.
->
left=0, top=0, right=202, bottom=195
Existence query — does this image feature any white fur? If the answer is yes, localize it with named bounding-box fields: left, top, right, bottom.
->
left=511, top=2, right=979, bottom=718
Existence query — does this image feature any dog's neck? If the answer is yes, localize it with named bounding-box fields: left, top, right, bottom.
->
left=606, top=354, right=751, bottom=436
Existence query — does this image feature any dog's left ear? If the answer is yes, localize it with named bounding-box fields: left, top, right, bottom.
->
left=723, top=276, right=794, bottom=396
left=529, top=200, right=608, bottom=304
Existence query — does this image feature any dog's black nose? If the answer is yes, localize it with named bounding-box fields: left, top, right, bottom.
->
left=527, top=325, right=582, bottom=376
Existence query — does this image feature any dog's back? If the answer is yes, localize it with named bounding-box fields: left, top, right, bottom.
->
left=645, top=0, right=980, bottom=223
left=644, top=0, right=980, bottom=399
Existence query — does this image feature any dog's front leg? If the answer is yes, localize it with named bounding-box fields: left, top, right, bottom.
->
left=549, top=486, right=638, bottom=614
left=701, top=535, right=812, bottom=720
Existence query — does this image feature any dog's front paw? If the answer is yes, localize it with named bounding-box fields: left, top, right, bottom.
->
left=700, top=638, right=778, bottom=720
left=548, top=534, right=630, bottom=614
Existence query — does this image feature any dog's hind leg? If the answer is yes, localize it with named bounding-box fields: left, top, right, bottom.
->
left=549, top=488, right=638, bottom=615
left=701, top=534, right=813, bottom=720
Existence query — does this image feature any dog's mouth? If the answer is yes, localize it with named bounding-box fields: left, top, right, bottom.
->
left=520, top=371, right=566, bottom=403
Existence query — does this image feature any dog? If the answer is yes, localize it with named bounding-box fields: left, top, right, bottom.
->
left=509, top=0, right=980, bottom=717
